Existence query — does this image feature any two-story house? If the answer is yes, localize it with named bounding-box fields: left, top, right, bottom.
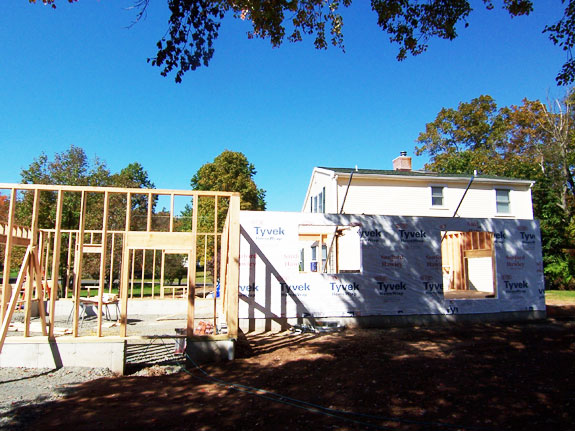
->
left=302, top=152, right=534, bottom=219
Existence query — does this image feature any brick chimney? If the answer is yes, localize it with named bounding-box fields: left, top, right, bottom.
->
left=393, top=151, right=412, bottom=171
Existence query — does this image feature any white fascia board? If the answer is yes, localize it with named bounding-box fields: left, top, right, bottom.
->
left=333, top=172, right=534, bottom=187
left=302, top=168, right=336, bottom=212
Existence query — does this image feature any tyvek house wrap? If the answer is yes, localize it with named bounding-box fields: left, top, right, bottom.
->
left=238, top=211, right=545, bottom=319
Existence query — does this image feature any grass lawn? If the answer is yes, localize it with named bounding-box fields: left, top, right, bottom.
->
left=545, top=290, right=575, bottom=304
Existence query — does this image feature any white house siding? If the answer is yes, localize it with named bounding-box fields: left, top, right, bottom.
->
left=303, top=169, right=334, bottom=213
left=328, top=175, right=534, bottom=219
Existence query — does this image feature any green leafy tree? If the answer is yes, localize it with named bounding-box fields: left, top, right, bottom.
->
left=31, top=0, right=575, bottom=85
left=190, top=150, right=266, bottom=211
left=180, top=150, right=265, bottom=274
left=416, top=93, right=575, bottom=289
left=18, top=146, right=156, bottom=283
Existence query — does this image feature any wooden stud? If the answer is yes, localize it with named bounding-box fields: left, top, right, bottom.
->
left=30, top=248, right=48, bottom=336
left=147, top=192, right=153, bottom=231
left=119, top=239, right=130, bottom=338
left=0, top=247, right=32, bottom=353
left=125, top=192, right=132, bottom=232
left=169, top=193, right=175, bottom=233
left=1, top=188, right=17, bottom=322
left=160, top=250, right=166, bottom=299
left=96, top=191, right=109, bottom=337
left=72, top=191, right=87, bottom=337
left=65, top=231, right=73, bottom=298
left=186, top=194, right=198, bottom=338
left=151, top=249, right=156, bottom=299
left=226, top=195, right=240, bottom=338
left=130, top=250, right=135, bottom=299
left=141, top=250, right=146, bottom=298
left=49, top=190, right=63, bottom=338
left=108, top=233, right=115, bottom=293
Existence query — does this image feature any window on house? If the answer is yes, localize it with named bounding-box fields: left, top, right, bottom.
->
left=431, top=186, right=444, bottom=206
left=298, top=224, right=361, bottom=274
left=299, top=248, right=305, bottom=272
left=496, top=189, right=510, bottom=214
left=311, top=188, right=326, bottom=213
left=311, top=245, right=318, bottom=271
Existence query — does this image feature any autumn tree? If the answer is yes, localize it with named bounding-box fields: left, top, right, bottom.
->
left=30, top=0, right=575, bottom=85
left=416, top=93, right=575, bottom=289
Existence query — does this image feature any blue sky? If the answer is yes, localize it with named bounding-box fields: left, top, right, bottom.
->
left=0, top=1, right=568, bottom=212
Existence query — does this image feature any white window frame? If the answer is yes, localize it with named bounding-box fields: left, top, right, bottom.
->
left=429, top=184, right=447, bottom=209
left=495, top=188, right=512, bottom=215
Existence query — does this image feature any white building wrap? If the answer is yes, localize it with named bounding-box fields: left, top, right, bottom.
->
left=238, top=211, right=545, bottom=321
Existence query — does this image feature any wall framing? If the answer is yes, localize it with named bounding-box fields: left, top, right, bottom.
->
left=0, top=183, right=241, bottom=355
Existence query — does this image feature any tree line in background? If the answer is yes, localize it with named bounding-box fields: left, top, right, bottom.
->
left=0, top=146, right=265, bottom=288
left=4, top=102, right=575, bottom=291
left=416, top=90, right=575, bottom=289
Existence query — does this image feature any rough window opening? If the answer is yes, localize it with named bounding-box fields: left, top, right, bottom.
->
left=298, top=224, right=361, bottom=274
left=441, top=231, right=496, bottom=299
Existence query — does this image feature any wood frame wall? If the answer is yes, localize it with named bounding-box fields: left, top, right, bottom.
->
left=441, top=231, right=495, bottom=292
left=0, top=183, right=240, bottom=352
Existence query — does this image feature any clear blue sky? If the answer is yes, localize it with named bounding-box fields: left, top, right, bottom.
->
left=0, top=1, right=568, bottom=212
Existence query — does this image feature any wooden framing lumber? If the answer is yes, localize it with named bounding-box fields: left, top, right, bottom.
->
left=48, top=190, right=63, bottom=338
left=186, top=195, right=199, bottom=339
left=1, top=189, right=17, bottom=321
left=0, top=183, right=241, bottom=346
left=0, top=247, right=32, bottom=353
left=226, top=195, right=240, bottom=338
left=72, top=191, right=87, bottom=337
left=96, top=191, right=109, bottom=337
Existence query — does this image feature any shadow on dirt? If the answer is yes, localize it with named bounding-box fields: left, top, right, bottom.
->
left=4, top=309, right=575, bottom=431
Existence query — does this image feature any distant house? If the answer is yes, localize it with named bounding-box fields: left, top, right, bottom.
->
left=302, top=152, right=534, bottom=220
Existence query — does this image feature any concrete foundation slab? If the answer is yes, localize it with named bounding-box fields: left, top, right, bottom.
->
left=0, top=337, right=126, bottom=373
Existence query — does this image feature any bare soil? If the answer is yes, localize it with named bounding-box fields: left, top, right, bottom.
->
left=5, top=305, right=575, bottom=431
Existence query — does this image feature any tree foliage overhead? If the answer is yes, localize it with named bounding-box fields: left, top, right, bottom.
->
left=31, top=0, right=575, bottom=84
left=416, top=92, right=575, bottom=289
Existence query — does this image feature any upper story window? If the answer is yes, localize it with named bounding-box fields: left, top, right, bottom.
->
left=310, top=187, right=326, bottom=213
left=495, top=189, right=511, bottom=214
left=431, top=186, right=444, bottom=207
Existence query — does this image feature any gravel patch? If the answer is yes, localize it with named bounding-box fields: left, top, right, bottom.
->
left=0, top=367, right=116, bottom=431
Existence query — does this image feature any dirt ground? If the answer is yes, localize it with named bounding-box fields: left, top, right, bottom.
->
left=7, top=304, right=575, bottom=431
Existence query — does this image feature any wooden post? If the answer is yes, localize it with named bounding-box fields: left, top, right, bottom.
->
left=1, top=188, right=17, bottom=321
left=151, top=250, right=156, bottom=298
left=96, top=191, right=109, bottom=337
left=130, top=250, right=135, bottom=299
left=186, top=193, right=198, bottom=339
left=219, top=215, right=230, bottom=315
left=160, top=250, right=166, bottom=298
left=213, top=197, right=219, bottom=330
left=147, top=192, right=153, bottom=231
left=169, top=193, right=175, bottom=233
left=119, top=239, right=130, bottom=338
left=49, top=190, right=63, bottom=338
left=226, top=194, right=240, bottom=338
left=141, top=250, right=146, bottom=298
left=24, top=190, right=40, bottom=337
left=108, top=233, right=115, bottom=293
left=65, top=232, right=73, bottom=298
left=0, top=247, right=32, bottom=353
left=72, top=191, right=87, bottom=337
left=31, top=249, right=48, bottom=336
